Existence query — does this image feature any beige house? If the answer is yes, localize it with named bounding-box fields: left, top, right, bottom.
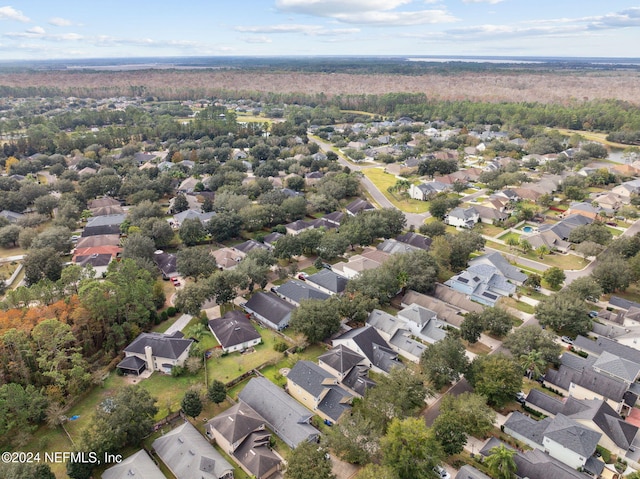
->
left=117, top=331, right=193, bottom=375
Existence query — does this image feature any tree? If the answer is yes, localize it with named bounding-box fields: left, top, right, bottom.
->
left=419, top=221, right=446, bottom=238
left=592, top=255, right=633, bottom=293
left=433, top=393, right=496, bottom=455
left=420, top=337, right=469, bottom=389
left=519, top=238, right=532, bottom=253
left=467, top=354, right=522, bottom=408
left=429, top=197, right=450, bottom=220
left=503, top=325, right=562, bottom=366
left=96, top=386, right=157, bottom=447
left=526, top=273, right=541, bottom=289
left=575, top=241, right=604, bottom=259
left=568, top=222, right=612, bottom=245
left=354, top=465, right=398, bottom=479
left=285, top=440, right=335, bottom=479
left=534, top=291, right=591, bottom=336
left=519, top=350, right=547, bottom=379
left=381, top=417, right=444, bottom=479
left=146, top=218, right=174, bottom=248
left=31, top=226, right=72, bottom=253
left=34, top=195, right=59, bottom=217
left=542, top=266, right=565, bottom=289
left=485, top=444, right=517, bottom=479
left=122, top=233, right=156, bottom=261
left=207, top=380, right=227, bottom=405
left=449, top=230, right=485, bottom=271
left=360, top=367, right=428, bottom=431
left=176, top=246, right=217, bottom=281
left=179, top=218, right=206, bottom=246
left=290, top=298, right=341, bottom=343
left=505, top=236, right=519, bottom=250
left=181, top=389, right=203, bottom=419
left=567, top=276, right=602, bottom=301
left=0, top=224, right=21, bottom=247
left=172, top=193, right=189, bottom=213
left=23, top=247, right=63, bottom=286
left=336, top=292, right=379, bottom=325
left=0, top=463, right=55, bottom=479
left=460, top=312, right=484, bottom=344
left=535, top=245, right=550, bottom=259
left=481, top=307, right=514, bottom=337
left=286, top=175, right=305, bottom=191
left=206, top=211, right=242, bottom=242
left=325, top=411, right=380, bottom=464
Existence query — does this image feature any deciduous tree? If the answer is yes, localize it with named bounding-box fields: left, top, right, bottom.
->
left=285, top=441, right=335, bottom=479
left=467, top=354, right=522, bottom=408
left=420, top=337, right=469, bottom=389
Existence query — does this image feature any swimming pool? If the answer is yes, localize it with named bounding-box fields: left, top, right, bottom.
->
left=522, top=226, right=533, bottom=233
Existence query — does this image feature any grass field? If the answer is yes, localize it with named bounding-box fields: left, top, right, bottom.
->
left=485, top=241, right=589, bottom=270
left=497, top=231, right=522, bottom=243
left=473, top=222, right=506, bottom=237
left=362, top=168, right=431, bottom=213
left=554, top=128, right=631, bottom=149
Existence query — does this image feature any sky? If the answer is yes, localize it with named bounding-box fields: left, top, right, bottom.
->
left=0, top=1, right=639, bottom=60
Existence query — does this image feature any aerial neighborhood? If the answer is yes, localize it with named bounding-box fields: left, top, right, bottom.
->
left=3, top=89, right=640, bottom=479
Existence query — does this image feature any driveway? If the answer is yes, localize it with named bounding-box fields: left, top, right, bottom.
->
left=164, top=313, right=193, bottom=335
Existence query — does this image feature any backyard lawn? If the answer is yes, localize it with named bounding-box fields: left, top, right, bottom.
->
left=485, top=241, right=589, bottom=270
left=362, top=168, right=431, bottom=213
left=497, top=231, right=522, bottom=243
left=473, top=222, right=507, bottom=238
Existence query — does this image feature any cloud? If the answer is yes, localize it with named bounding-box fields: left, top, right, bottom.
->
left=26, top=26, right=45, bottom=35
left=235, top=24, right=359, bottom=36
left=0, top=6, right=29, bottom=22
left=462, top=0, right=505, bottom=4
left=242, top=35, right=273, bottom=44
left=48, top=17, right=73, bottom=27
left=275, top=0, right=457, bottom=26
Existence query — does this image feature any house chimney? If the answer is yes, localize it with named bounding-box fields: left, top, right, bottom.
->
left=144, top=345, right=154, bottom=372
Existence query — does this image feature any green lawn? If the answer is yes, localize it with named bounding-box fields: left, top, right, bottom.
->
left=606, top=226, right=623, bottom=236
left=497, top=231, right=522, bottom=243
left=473, top=222, right=507, bottom=237
left=485, top=240, right=589, bottom=270
left=500, top=297, right=535, bottom=314
left=0, top=245, right=25, bottom=258
left=362, top=168, right=431, bottom=213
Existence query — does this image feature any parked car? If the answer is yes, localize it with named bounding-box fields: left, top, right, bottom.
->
left=171, top=277, right=180, bottom=287
left=561, top=336, right=574, bottom=344
left=588, top=310, right=599, bottom=318
left=298, top=272, right=309, bottom=281
left=515, top=391, right=527, bottom=404
left=434, top=466, right=451, bottom=479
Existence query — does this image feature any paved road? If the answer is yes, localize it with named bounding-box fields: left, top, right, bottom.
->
left=564, top=217, right=640, bottom=285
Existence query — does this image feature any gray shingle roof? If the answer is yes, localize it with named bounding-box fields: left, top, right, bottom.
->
left=124, top=332, right=192, bottom=360
left=346, top=198, right=374, bottom=215
left=288, top=360, right=336, bottom=399
left=244, top=292, right=295, bottom=328
left=317, top=385, right=352, bottom=422
left=275, top=280, right=329, bottom=304
left=543, top=413, right=600, bottom=457
left=152, top=421, right=234, bottom=479
left=238, top=377, right=320, bottom=449
left=318, top=345, right=365, bottom=374
left=593, top=350, right=640, bottom=383
left=86, top=213, right=127, bottom=227
left=341, top=365, right=376, bottom=396
left=574, top=335, right=640, bottom=365
left=208, top=310, right=261, bottom=351
left=367, top=309, right=402, bottom=338
left=469, top=251, right=527, bottom=283
left=333, top=326, right=404, bottom=374
left=234, top=239, right=269, bottom=255
left=102, top=450, right=165, bottom=479
left=306, top=269, right=348, bottom=294
left=232, top=431, right=281, bottom=478
left=82, top=224, right=121, bottom=237
left=376, top=238, right=419, bottom=255
left=207, top=401, right=266, bottom=445
left=525, top=388, right=564, bottom=416
left=389, top=329, right=427, bottom=359
left=514, top=449, right=587, bottom=479
left=455, top=465, right=491, bottom=479
left=395, top=232, right=432, bottom=251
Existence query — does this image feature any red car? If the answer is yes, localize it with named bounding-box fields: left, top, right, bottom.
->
left=171, top=278, right=180, bottom=287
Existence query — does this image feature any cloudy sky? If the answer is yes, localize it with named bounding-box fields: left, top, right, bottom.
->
left=0, top=1, right=638, bottom=60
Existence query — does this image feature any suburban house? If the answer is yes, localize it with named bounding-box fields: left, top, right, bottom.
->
left=238, top=377, right=320, bottom=448
left=72, top=252, right=114, bottom=276
left=543, top=345, right=639, bottom=415
left=88, top=197, right=120, bottom=210
left=525, top=214, right=593, bottom=253
left=566, top=201, right=602, bottom=221
left=455, top=465, right=491, bottom=479
left=233, top=239, right=269, bottom=257
left=86, top=213, right=127, bottom=228
left=305, top=269, right=349, bottom=295
left=513, top=448, right=592, bottom=479
left=525, top=392, right=640, bottom=461
left=332, top=254, right=383, bottom=279
left=471, top=204, right=509, bottom=224
left=154, top=250, right=178, bottom=279
left=90, top=204, right=124, bottom=217
left=75, top=234, right=120, bottom=249
left=445, top=207, right=480, bottom=228
left=468, top=251, right=528, bottom=285
left=243, top=292, right=295, bottom=331
left=212, top=247, right=243, bottom=270
left=207, top=402, right=282, bottom=479
left=445, top=263, right=517, bottom=307
left=274, top=279, right=330, bottom=306
left=152, top=421, right=235, bottom=479
left=317, top=345, right=375, bottom=397
left=262, top=232, right=283, bottom=249
left=285, top=219, right=315, bottom=236
left=397, top=304, right=447, bottom=344
left=81, top=224, right=121, bottom=237
left=102, top=450, right=165, bottom=479
left=286, top=360, right=353, bottom=423
left=345, top=198, right=375, bottom=216
left=172, top=209, right=216, bottom=228
left=376, top=238, right=419, bottom=255
left=117, top=331, right=193, bottom=375
left=503, top=412, right=602, bottom=473
left=208, top=310, right=261, bottom=353
left=395, top=232, right=432, bottom=251
left=409, top=181, right=449, bottom=201
left=612, top=179, right=640, bottom=203
left=322, top=211, right=345, bottom=228
left=332, top=325, right=404, bottom=374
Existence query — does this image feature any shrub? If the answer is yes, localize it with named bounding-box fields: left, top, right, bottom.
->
left=160, top=310, right=169, bottom=321
left=273, top=341, right=288, bottom=352
left=167, top=306, right=177, bottom=317
left=171, top=365, right=184, bottom=377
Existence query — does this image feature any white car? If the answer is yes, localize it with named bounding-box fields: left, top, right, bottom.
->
left=434, top=465, right=451, bottom=479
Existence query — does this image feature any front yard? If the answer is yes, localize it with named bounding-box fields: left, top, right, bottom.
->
left=362, top=168, right=431, bottom=213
